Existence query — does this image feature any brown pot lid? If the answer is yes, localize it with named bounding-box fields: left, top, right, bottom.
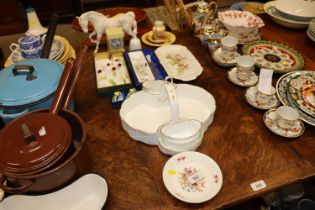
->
left=0, top=112, right=72, bottom=175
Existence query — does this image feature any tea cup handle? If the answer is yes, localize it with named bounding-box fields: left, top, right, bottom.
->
left=0, top=174, right=33, bottom=194
left=9, top=43, right=19, bottom=52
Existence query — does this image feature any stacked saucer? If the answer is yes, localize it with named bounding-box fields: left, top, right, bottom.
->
left=307, top=19, right=315, bottom=42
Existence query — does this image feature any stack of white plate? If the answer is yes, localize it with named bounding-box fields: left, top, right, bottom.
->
left=264, top=0, right=315, bottom=29
left=307, top=19, right=315, bottom=42
left=157, top=119, right=204, bottom=155
left=120, top=83, right=216, bottom=145
left=4, top=35, right=76, bottom=67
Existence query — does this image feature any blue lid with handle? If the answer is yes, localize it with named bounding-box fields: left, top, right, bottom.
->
left=0, top=59, right=64, bottom=107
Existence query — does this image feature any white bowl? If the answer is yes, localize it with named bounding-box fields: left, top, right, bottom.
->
left=159, top=118, right=202, bottom=142
left=275, top=0, right=315, bottom=21
left=218, top=10, right=265, bottom=34
left=0, top=174, right=108, bottom=210
left=264, top=1, right=310, bottom=29
left=158, top=118, right=204, bottom=150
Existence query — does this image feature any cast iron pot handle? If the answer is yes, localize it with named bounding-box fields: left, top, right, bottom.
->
left=0, top=173, right=33, bottom=194
left=12, top=65, right=36, bottom=81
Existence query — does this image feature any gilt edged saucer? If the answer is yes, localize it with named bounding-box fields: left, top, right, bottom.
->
left=263, top=109, right=305, bottom=138
left=141, top=31, right=176, bottom=47
left=212, top=48, right=240, bottom=68
left=227, top=67, right=258, bottom=87
left=245, top=86, right=280, bottom=110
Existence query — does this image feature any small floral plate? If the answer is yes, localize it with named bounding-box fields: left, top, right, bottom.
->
left=162, top=151, right=223, bottom=203
left=287, top=74, right=315, bottom=117
left=242, top=41, right=304, bottom=74
left=263, top=109, right=305, bottom=138
left=245, top=86, right=280, bottom=110
left=227, top=67, right=258, bottom=87
left=212, top=48, right=240, bottom=68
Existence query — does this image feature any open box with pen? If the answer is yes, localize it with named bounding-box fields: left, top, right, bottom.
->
left=124, top=48, right=168, bottom=90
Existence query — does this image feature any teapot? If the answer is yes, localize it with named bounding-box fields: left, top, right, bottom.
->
left=188, top=0, right=218, bottom=32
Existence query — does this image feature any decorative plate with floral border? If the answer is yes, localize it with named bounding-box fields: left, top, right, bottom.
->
left=276, top=71, right=315, bottom=126
left=287, top=74, right=315, bottom=116
left=242, top=41, right=304, bottom=74
left=155, top=45, right=203, bottom=81
left=263, top=109, right=305, bottom=138
left=162, top=151, right=223, bottom=203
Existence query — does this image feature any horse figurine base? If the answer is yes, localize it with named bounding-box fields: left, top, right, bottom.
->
left=77, top=11, right=138, bottom=53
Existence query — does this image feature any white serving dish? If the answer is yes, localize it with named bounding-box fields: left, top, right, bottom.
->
left=155, top=45, right=203, bottom=81
left=0, top=174, right=108, bottom=210
left=218, top=10, right=265, bottom=34
left=264, top=1, right=310, bottom=29
left=275, top=0, right=315, bottom=21
left=120, top=84, right=216, bottom=145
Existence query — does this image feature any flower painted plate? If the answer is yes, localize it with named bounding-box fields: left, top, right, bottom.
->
left=242, top=41, right=304, bottom=74
left=263, top=109, right=305, bottom=138
left=287, top=74, right=315, bottom=116
left=276, top=71, right=315, bottom=126
left=162, top=151, right=223, bottom=203
left=155, top=45, right=203, bottom=81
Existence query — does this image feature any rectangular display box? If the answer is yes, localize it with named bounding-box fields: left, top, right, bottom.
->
left=94, top=51, right=133, bottom=97
left=124, top=48, right=168, bottom=90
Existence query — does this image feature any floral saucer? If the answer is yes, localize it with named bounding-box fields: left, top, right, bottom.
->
left=212, top=48, right=240, bottom=68
left=227, top=67, right=258, bottom=87
left=162, top=151, right=223, bottom=203
left=263, top=109, right=305, bottom=138
left=245, top=86, right=280, bottom=110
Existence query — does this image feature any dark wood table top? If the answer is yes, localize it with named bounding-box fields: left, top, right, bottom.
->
left=73, top=14, right=315, bottom=210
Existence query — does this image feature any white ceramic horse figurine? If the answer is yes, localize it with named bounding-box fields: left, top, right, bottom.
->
left=77, top=11, right=138, bottom=53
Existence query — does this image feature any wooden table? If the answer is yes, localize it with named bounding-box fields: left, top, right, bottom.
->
left=71, top=14, right=315, bottom=209
left=1, top=13, right=313, bottom=209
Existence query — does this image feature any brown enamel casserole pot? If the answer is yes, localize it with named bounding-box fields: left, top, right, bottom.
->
left=0, top=47, right=89, bottom=194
